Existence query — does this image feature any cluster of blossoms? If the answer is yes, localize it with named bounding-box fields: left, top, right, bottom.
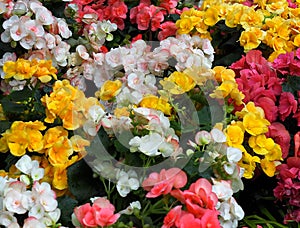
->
left=0, top=155, right=63, bottom=228
left=0, top=76, right=106, bottom=191
left=71, top=197, right=120, bottom=228
left=1, top=57, right=57, bottom=91
left=65, top=0, right=183, bottom=42
left=273, top=132, right=300, bottom=223
left=176, top=0, right=300, bottom=61
left=0, top=0, right=72, bottom=67
left=142, top=167, right=244, bottom=228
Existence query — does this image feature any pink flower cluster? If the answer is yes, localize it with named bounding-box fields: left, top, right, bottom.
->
left=273, top=156, right=300, bottom=223
left=73, top=197, right=120, bottom=228
left=273, top=132, right=300, bottom=223
left=142, top=169, right=220, bottom=228
left=230, top=50, right=300, bottom=158
left=69, top=0, right=128, bottom=30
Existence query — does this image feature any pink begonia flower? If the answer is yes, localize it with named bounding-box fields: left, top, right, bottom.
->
left=171, top=178, right=219, bottom=218
left=162, top=205, right=182, bottom=228
left=254, top=96, right=278, bottom=123
left=158, top=21, right=177, bottom=41
left=74, top=197, right=120, bottom=227
left=159, top=0, right=178, bottom=13
left=178, top=213, right=202, bottom=228
left=199, top=209, right=220, bottom=228
left=142, top=168, right=187, bottom=198
left=266, top=122, right=290, bottom=159
left=74, top=203, right=97, bottom=227
left=278, top=92, right=298, bottom=121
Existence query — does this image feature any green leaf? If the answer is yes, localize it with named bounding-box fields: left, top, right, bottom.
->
left=67, top=159, right=105, bottom=204
left=282, top=76, right=300, bottom=94
left=0, top=120, right=11, bottom=134
left=57, top=196, right=78, bottom=227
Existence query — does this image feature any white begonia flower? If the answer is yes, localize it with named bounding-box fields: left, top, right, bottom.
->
left=2, top=15, right=19, bottom=30
left=0, top=211, right=18, bottom=227
left=20, top=30, right=36, bottom=49
left=1, top=29, right=12, bottom=43
left=24, top=19, right=44, bottom=37
left=15, top=155, right=32, bottom=174
left=76, top=45, right=89, bottom=60
left=31, top=4, right=54, bottom=26
left=116, top=170, right=140, bottom=197
left=100, top=20, right=118, bottom=34
left=4, top=188, right=28, bottom=214
left=51, top=41, right=70, bottom=67
left=34, top=37, right=46, bottom=49
left=32, top=182, right=58, bottom=212
left=105, top=47, right=123, bottom=68
left=0, top=2, right=6, bottom=14
left=10, top=21, right=27, bottom=41
left=119, top=201, right=141, bottom=215
left=134, top=133, right=164, bottom=156
left=45, top=33, right=56, bottom=49
left=210, top=128, right=227, bottom=143
left=227, top=147, right=242, bottom=163
left=212, top=179, right=233, bottom=201
left=158, top=141, right=174, bottom=157
left=42, top=208, right=61, bottom=226
left=28, top=204, right=45, bottom=219
left=57, top=18, right=72, bottom=39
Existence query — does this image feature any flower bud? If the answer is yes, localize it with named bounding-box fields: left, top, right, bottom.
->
left=195, top=130, right=212, bottom=145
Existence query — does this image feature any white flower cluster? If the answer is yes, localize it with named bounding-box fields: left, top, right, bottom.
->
left=0, top=155, right=62, bottom=228
left=212, top=179, right=245, bottom=228
left=129, top=107, right=180, bottom=157
left=191, top=128, right=244, bottom=193
left=0, top=0, right=72, bottom=67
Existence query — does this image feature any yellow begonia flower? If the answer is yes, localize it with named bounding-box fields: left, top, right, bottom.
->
left=239, top=151, right=260, bottom=179
left=225, top=4, right=246, bottom=28
left=47, top=136, right=74, bottom=166
left=2, top=121, right=45, bottom=156
left=265, top=143, right=283, bottom=161
left=3, top=59, right=38, bottom=80
left=249, top=134, right=275, bottom=155
left=212, top=66, right=235, bottom=83
left=226, top=123, right=244, bottom=146
left=176, top=17, right=195, bottom=34
left=293, top=34, right=300, bottom=47
left=243, top=112, right=270, bottom=136
left=239, top=29, right=263, bottom=51
left=139, top=95, right=172, bottom=115
left=41, top=80, right=88, bottom=130
left=236, top=102, right=265, bottom=119
left=211, top=80, right=236, bottom=98
left=43, top=126, right=69, bottom=150
left=265, top=1, right=288, bottom=14
left=204, top=7, right=219, bottom=26
left=160, top=71, right=196, bottom=94
left=70, top=135, right=90, bottom=153
left=184, top=67, right=214, bottom=86
left=240, top=8, right=264, bottom=30
left=96, top=80, right=122, bottom=101
left=31, top=59, right=57, bottom=83
left=52, top=165, right=68, bottom=190
left=260, top=158, right=276, bottom=177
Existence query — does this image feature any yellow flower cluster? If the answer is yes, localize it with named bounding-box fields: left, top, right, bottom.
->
left=210, top=66, right=245, bottom=106
left=3, top=58, right=57, bottom=83
left=225, top=102, right=282, bottom=178
left=176, top=0, right=300, bottom=61
left=41, top=80, right=104, bottom=130
left=0, top=121, right=90, bottom=191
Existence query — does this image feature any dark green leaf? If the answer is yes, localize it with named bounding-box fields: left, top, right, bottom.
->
left=67, top=159, right=105, bottom=204
left=0, top=120, right=11, bottom=134
left=57, top=196, right=78, bottom=227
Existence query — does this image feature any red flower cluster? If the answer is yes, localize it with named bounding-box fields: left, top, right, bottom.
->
left=69, top=0, right=128, bottom=29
